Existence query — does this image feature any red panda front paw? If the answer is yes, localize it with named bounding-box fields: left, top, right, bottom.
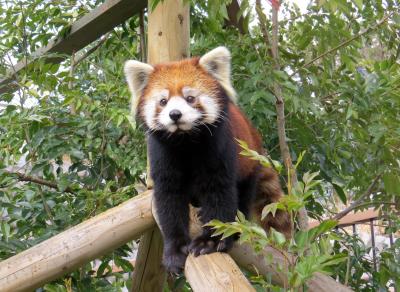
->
left=189, top=234, right=234, bottom=257
left=163, top=244, right=189, bottom=274
left=163, top=246, right=188, bottom=275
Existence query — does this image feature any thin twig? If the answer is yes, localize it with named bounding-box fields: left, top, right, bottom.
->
left=5, top=171, right=76, bottom=194
left=255, top=0, right=273, bottom=58
left=69, top=51, right=76, bottom=114
left=333, top=174, right=382, bottom=221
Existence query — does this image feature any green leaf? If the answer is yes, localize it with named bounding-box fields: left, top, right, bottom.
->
left=261, top=202, right=279, bottom=219
left=1, top=222, right=11, bottom=242
left=383, top=173, right=400, bottom=195
left=321, top=253, right=348, bottom=267
left=309, top=220, right=337, bottom=241
left=270, top=228, right=286, bottom=246
left=332, top=183, right=347, bottom=204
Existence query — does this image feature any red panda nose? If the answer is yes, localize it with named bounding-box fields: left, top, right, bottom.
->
left=169, top=110, right=182, bottom=122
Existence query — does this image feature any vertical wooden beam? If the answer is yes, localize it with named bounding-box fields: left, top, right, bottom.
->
left=131, top=1, right=190, bottom=291
left=147, top=0, right=190, bottom=63
left=130, top=227, right=166, bottom=292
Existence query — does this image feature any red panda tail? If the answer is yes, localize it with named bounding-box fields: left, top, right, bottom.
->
left=251, top=167, right=293, bottom=239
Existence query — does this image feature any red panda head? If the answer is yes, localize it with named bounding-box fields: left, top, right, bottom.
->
left=124, top=47, right=236, bottom=133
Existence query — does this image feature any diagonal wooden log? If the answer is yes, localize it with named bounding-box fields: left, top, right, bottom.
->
left=230, top=244, right=353, bottom=292
left=0, top=0, right=146, bottom=95
left=0, top=191, right=154, bottom=292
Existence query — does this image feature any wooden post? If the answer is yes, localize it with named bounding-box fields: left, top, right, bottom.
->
left=0, top=191, right=154, bottom=292
left=130, top=227, right=166, bottom=292
left=131, top=1, right=190, bottom=291
left=147, top=0, right=190, bottom=63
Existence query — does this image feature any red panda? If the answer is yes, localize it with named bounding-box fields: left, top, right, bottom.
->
left=124, top=47, right=291, bottom=274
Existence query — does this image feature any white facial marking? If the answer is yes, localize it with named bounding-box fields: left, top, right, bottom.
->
left=143, top=89, right=169, bottom=130
left=199, top=95, right=219, bottom=123
left=159, top=96, right=202, bottom=132
left=182, top=86, right=200, bottom=97
left=143, top=99, right=157, bottom=129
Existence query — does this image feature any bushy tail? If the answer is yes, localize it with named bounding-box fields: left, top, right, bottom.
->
left=251, top=167, right=292, bottom=239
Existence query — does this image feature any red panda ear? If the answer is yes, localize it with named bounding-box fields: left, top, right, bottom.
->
left=124, top=60, right=154, bottom=115
left=199, top=47, right=237, bottom=102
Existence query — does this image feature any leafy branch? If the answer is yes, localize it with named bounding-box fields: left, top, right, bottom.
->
left=290, top=13, right=391, bottom=77
left=333, top=174, right=382, bottom=221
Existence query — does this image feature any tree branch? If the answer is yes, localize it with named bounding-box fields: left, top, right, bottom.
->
left=69, top=51, right=76, bottom=114
left=225, top=0, right=247, bottom=34
left=269, top=2, right=309, bottom=230
left=255, top=0, right=273, bottom=58
left=290, top=14, right=390, bottom=77
left=333, top=174, right=382, bottom=221
left=5, top=171, right=76, bottom=194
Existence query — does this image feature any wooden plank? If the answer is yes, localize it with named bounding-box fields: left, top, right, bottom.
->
left=308, top=209, right=379, bottom=229
left=0, top=0, right=146, bottom=95
left=185, top=253, right=255, bottom=292
left=0, top=191, right=154, bottom=292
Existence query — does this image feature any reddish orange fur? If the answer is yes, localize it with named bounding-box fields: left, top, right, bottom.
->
left=229, top=104, right=292, bottom=238
left=143, top=58, right=220, bottom=99
left=228, top=104, right=262, bottom=179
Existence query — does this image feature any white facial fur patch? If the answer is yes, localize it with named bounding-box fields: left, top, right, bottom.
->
left=159, top=97, right=202, bottom=132
left=182, top=86, right=220, bottom=124
left=199, top=95, right=219, bottom=123
left=142, top=89, right=169, bottom=130
left=199, top=47, right=237, bottom=103
left=143, top=99, right=157, bottom=130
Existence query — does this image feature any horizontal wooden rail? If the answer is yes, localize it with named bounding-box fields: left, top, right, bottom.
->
left=0, top=191, right=154, bottom=292
left=0, top=190, right=352, bottom=292
left=0, top=0, right=146, bottom=95
left=308, top=209, right=379, bottom=229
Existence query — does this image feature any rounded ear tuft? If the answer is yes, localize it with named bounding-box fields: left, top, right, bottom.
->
left=199, top=47, right=237, bottom=102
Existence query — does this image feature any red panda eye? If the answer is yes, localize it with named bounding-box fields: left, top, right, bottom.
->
left=186, top=96, right=195, bottom=103
left=159, top=98, right=168, bottom=106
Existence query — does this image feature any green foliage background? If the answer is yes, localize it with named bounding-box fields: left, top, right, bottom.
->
left=0, top=0, right=399, bottom=291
